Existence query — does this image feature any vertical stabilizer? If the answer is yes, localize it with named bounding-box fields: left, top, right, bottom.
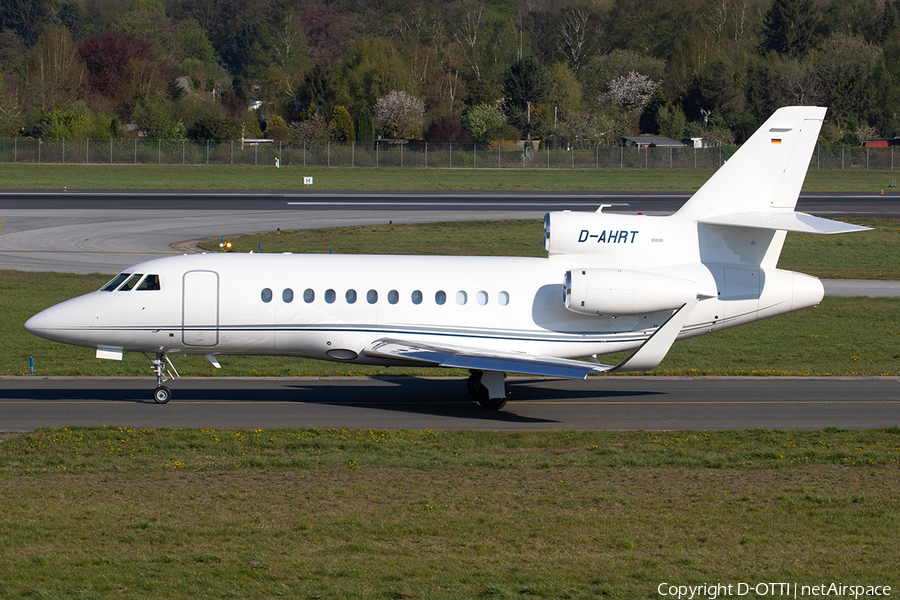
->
left=676, top=106, right=826, bottom=222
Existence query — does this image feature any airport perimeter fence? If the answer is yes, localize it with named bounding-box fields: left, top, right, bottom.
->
left=0, top=138, right=896, bottom=170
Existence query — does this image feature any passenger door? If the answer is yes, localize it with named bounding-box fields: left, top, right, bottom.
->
left=182, top=270, right=219, bottom=346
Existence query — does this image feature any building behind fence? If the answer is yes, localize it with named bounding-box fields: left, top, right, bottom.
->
left=0, top=138, right=896, bottom=170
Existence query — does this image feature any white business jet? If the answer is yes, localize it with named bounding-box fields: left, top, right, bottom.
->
left=25, top=107, right=868, bottom=408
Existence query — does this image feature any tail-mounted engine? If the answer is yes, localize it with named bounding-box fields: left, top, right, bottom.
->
left=564, top=268, right=696, bottom=316
left=544, top=209, right=668, bottom=258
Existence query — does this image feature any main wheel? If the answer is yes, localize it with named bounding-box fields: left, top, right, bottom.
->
left=153, top=386, right=171, bottom=404
left=478, top=394, right=509, bottom=411
left=466, top=371, right=484, bottom=399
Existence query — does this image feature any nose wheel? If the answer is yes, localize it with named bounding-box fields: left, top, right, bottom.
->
left=145, top=352, right=179, bottom=403
left=153, top=386, right=171, bottom=404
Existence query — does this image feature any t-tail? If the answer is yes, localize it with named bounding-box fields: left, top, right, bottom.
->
left=677, top=105, right=868, bottom=269
left=544, top=105, right=869, bottom=370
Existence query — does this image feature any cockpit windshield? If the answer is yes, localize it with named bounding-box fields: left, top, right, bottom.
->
left=100, top=273, right=131, bottom=292
left=99, top=273, right=161, bottom=292
left=118, top=273, right=144, bottom=291
left=136, top=274, right=160, bottom=290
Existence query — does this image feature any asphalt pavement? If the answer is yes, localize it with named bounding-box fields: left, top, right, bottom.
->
left=1, top=376, right=898, bottom=432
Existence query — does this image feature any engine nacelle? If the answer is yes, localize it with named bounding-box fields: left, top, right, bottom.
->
left=545, top=210, right=656, bottom=256
left=564, top=268, right=697, bottom=316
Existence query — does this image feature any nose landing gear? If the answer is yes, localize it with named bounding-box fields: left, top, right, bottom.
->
left=144, top=352, right=179, bottom=404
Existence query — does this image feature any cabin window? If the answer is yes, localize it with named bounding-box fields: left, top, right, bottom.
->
left=346, top=289, right=357, bottom=304
left=304, top=289, right=315, bottom=303
left=456, top=291, right=467, bottom=305
left=101, top=273, right=130, bottom=291
left=325, top=289, right=336, bottom=304
left=435, top=290, right=446, bottom=305
left=261, top=288, right=273, bottom=303
left=498, top=291, right=510, bottom=306
left=136, top=274, right=160, bottom=291
left=411, top=290, right=423, bottom=305
left=367, top=289, right=378, bottom=304
left=477, top=291, right=488, bottom=305
left=118, top=273, right=144, bottom=291
left=283, top=288, right=294, bottom=303
left=388, top=290, right=399, bottom=305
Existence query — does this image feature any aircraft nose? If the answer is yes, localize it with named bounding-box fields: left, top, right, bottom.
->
left=24, top=295, right=96, bottom=346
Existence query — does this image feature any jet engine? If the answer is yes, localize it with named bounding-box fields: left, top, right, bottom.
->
left=564, top=268, right=697, bottom=316
left=544, top=210, right=658, bottom=256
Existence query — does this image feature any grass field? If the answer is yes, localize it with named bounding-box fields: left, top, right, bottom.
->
left=1, top=162, right=899, bottom=192
left=1, top=427, right=898, bottom=599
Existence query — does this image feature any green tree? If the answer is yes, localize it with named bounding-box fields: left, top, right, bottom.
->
left=0, top=30, right=26, bottom=78
left=461, top=103, right=504, bottom=143
left=177, top=19, right=216, bottom=64
left=356, top=107, right=374, bottom=146
left=132, top=98, right=175, bottom=138
left=41, top=109, right=90, bottom=140
left=187, top=112, right=237, bottom=141
left=639, top=88, right=666, bottom=134
left=501, top=56, right=549, bottom=140
left=761, top=0, right=819, bottom=58
left=265, top=114, right=290, bottom=142
left=57, top=1, right=88, bottom=41
left=545, top=62, right=582, bottom=121
left=112, top=2, right=177, bottom=58
left=871, top=36, right=900, bottom=136
left=683, top=58, right=745, bottom=124
left=297, top=62, right=333, bottom=120
left=817, top=0, right=879, bottom=40
left=463, top=77, right=498, bottom=108
left=657, top=104, right=687, bottom=140
left=332, top=104, right=354, bottom=142
left=0, top=73, right=23, bottom=135
left=333, top=37, right=418, bottom=118
left=816, top=33, right=880, bottom=124
left=0, top=0, right=53, bottom=47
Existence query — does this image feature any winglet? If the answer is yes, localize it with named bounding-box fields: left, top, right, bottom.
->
left=605, top=298, right=698, bottom=373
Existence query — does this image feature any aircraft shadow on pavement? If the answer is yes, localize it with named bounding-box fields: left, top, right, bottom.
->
left=0, top=377, right=665, bottom=424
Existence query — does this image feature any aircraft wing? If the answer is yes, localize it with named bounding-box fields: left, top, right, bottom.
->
left=364, top=298, right=698, bottom=378
left=364, top=338, right=612, bottom=378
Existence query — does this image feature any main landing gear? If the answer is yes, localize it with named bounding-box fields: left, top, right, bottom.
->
left=144, top=352, right=179, bottom=404
left=467, top=369, right=510, bottom=410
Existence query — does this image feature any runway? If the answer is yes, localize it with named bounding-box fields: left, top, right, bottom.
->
left=1, top=190, right=898, bottom=274
left=1, top=376, right=898, bottom=432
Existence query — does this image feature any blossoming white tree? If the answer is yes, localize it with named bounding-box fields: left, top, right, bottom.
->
left=602, top=71, right=660, bottom=112
left=374, top=90, right=425, bottom=138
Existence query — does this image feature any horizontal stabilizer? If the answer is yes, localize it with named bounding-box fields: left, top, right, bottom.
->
left=699, top=212, right=871, bottom=234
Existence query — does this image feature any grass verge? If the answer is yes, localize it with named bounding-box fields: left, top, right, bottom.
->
left=1, top=163, right=899, bottom=192
left=1, top=427, right=898, bottom=599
